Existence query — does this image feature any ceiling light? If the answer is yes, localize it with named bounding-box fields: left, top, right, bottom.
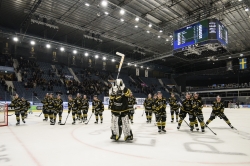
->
left=128, top=63, right=130, bottom=65
left=229, top=56, right=231, bottom=59
left=13, top=37, right=18, bottom=42
left=159, top=30, right=163, bottom=33
left=169, top=34, right=173, bottom=38
left=120, top=9, right=125, bottom=15
left=85, top=3, right=90, bottom=6
left=135, top=17, right=139, bottom=21
left=245, top=8, right=249, bottom=12
left=120, top=18, right=124, bottom=22
left=207, top=59, right=210, bottom=61
left=166, top=39, right=169, bottom=41
left=103, top=57, right=106, bottom=60
left=112, top=59, right=115, bottom=62
left=134, top=64, right=137, bottom=67
left=238, top=0, right=242, bottom=1
left=30, top=41, right=35, bottom=45
left=73, top=50, right=77, bottom=54
left=216, top=59, right=218, bottom=60
left=147, top=67, right=149, bottom=70
left=148, top=24, right=152, bottom=28
left=147, top=31, right=150, bottom=33
left=158, top=36, right=161, bottom=38
left=95, top=55, right=99, bottom=59
left=104, top=12, right=109, bottom=15
left=240, top=54, right=243, bottom=57
left=85, top=53, right=89, bottom=56
left=135, top=25, right=138, bottom=28
left=60, top=47, right=65, bottom=52
left=101, top=0, right=108, bottom=7
left=46, top=44, right=51, bottom=48
left=141, top=66, right=143, bottom=68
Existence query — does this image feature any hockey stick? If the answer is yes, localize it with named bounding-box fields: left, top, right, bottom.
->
left=8, top=113, right=14, bottom=116
left=195, top=113, right=217, bottom=135
left=141, top=110, right=145, bottom=116
left=85, top=113, right=93, bottom=125
left=218, top=113, right=237, bottom=131
left=183, top=119, right=190, bottom=127
left=35, top=112, right=43, bottom=117
left=60, top=113, right=70, bottom=125
left=116, top=52, right=125, bottom=79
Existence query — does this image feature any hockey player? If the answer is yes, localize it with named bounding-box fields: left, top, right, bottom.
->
left=53, top=94, right=63, bottom=124
left=21, top=97, right=31, bottom=119
left=206, top=96, right=234, bottom=129
left=92, top=95, right=104, bottom=124
left=177, top=92, right=195, bottom=131
left=75, top=93, right=82, bottom=121
left=143, top=94, right=153, bottom=123
left=41, top=93, right=49, bottom=121
left=169, top=93, right=179, bottom=123
left=128, top=93, right=137, bottom=123
left=154, top=91, right=167, bottom=133
left=110, top=79, right=133, bottom=141
left=68, top=95, right=78, bottom=125
left=192, top=92, right=205, bottom=132
left=47, top=93, right=55, bottom=124
left=81, top=95, right=89, bottom=122
left=10, top=94, right=24, bottom=125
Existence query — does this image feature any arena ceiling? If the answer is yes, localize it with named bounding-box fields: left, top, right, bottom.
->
left=0, top=0, right=250, bottom=73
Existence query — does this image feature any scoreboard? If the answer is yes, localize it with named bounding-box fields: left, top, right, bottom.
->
left=173, top=19, right=228, bottom=52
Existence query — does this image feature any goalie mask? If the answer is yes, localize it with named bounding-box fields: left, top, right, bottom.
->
left=109, top=79, right=125, bottom=95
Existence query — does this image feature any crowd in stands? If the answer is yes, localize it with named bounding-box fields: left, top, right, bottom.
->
left=0, top=54, right=13, bottom=67
left=16, top=57, right=62, bottom=91
left=187, top=82, right=250, bottom=91
left=128, top=79, right=155, bottom=95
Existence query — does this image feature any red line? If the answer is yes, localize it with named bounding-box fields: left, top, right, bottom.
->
left=8, top=127, right=42, bottom=166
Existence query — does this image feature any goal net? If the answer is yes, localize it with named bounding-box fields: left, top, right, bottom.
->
left=0, top=103, right=8, bottom=126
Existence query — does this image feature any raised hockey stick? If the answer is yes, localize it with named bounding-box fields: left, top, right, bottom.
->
left=195, top=113, right=217, bottom=135
left=85, top=113, right=93, bottom=125
left=116, top=52, right=125, bottom=79
left=60, top=113, right=70, bottom=125
left=34, top=96, right=43, bottom=117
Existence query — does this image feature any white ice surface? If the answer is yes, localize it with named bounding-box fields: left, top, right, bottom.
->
left=0, top=108, right=250, bottom=166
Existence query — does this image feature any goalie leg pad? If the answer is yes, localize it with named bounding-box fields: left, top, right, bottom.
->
left=121, top=115, right=131, bottom=137
left=111, top=115, right=119, bottom=136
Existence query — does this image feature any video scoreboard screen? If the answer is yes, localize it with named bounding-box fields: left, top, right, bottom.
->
left=173, top=19, right=228, bottom=52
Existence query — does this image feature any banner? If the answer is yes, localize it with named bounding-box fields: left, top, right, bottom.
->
left=136, top=68, right=139, bottom=76
left=226, top=61, right=232, bottom=71
left=145, top=70, right=148, bottom=77
left=239, top=58, right=247, bottom=70
left=103, top=61, right=106, bottom=70
left=65, top=75, right=74, bottom=80
left=104, top=97, right=145, bottom=105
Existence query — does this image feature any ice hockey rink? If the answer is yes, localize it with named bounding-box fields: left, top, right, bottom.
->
left=1, top=107, right=250, bottom=166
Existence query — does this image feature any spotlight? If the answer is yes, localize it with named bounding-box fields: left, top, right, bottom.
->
left=120, top=18, right=124, bottom=22
left=146, top=67, right=149, bottom=70
left=166, top=39, right=169, bottom=41
left=158, top=36, right=161, bottom=38
left=101, top=0, right=108, bottom=7
left=169, top=34, right=173, bottom=38
left=73, top=50, right=77, bottom=54
left=229, top=56, right=231, bottom=59
left=238, top=0, right=242, bottom=1
left=128, top=63, right=131, bottom=65
left=112, top=59, right=115, bottom=62
left=207, top=59, right=210, bottom=61
left=245, top=8, right=249, bottom=12
left=134, top=64, right=137, bottom=67
left=141, top=66, right=143, bottom=68
left=95, top=55, right=99, bottom=59
left=104, top=12, right=109, bottom=15
left=147, top=31, right=150, bottom=33
left=30, top=41, right=35, bottom=45
left=85, top=52, right=89, bottom=56
left=240, top=54, right=243, bottom=57
left=216, top=59, right=219, bottom=60
left=148, top=24, right=152, bottom=28
left=135, top=17, right=139, bottom=21
left=13, top=37, right=18, bottom=42
left=159, top=30, right=163, bottom=33
left=135, top=25, right=138, bottom=28
left=60, top=47, right=65, bottom=52
left=46, top=44, right=51, bottom=48
left=120, top=9, right=125, bottom=15
left=85, top=3, right=90, bottom=6
left=103, top=57, right=106, bottom=60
